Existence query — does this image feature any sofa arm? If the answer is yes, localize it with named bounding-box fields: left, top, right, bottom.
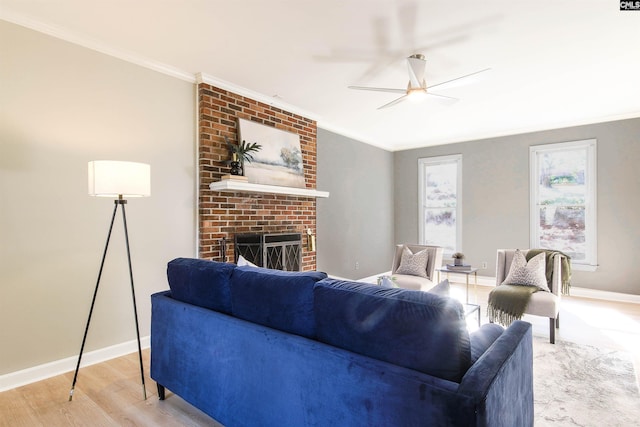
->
left=457, top=320, right=533, bottom=427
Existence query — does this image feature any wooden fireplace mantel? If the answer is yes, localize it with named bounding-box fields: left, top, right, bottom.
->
left=209, top=179, right=329, bottom=198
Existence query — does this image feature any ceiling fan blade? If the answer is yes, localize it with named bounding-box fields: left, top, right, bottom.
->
left=429, top=68, right=492, bottom=91
left=377, top=94, right=409, bottom=110
left=348, top=85, right=406, bottom=94
left=426, top=92, right=459, bottom=105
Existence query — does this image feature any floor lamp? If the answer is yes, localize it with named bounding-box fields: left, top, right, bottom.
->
left=69, top=160, right=151, bottom=401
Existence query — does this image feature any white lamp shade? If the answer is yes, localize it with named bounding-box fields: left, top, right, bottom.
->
left=88, top=160, right=151, bottom=197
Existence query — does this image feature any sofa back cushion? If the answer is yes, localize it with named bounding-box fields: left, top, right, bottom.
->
left=230, top=266, right=327, bottom=339
left=167, top=258, right=235, bottom=314
left=314, top=278, right=471, bottom=382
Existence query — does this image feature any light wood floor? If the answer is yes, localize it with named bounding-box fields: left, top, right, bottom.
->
left=0, top=349, right=220, bottom=427
left=1, top=282, right=638, bottom=427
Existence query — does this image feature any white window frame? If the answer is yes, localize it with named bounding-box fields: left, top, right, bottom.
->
left=418, top=154, right=462, bottom=257
left=529, top=139, right=597, bottom=271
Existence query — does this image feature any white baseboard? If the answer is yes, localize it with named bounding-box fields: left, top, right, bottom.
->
left=472, top=274, right=496, bottom=287
left=0, top=336, right=150, bottom=393
left=568, top=287, right=640, bottom=304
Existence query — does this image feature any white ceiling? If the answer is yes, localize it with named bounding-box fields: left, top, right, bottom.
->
left=3, top=0, right=640, bottom=151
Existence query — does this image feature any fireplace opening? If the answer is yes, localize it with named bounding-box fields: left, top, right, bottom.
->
left=235, top=233, right=302, bottom=271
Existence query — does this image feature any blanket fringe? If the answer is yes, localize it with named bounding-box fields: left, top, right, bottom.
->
left=562, top=280, right=571, bottom=296
left=487, top=304, right=522, bottom=327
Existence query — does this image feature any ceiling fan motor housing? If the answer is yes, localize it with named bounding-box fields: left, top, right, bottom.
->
left=407, top=54, right=427, bottom=90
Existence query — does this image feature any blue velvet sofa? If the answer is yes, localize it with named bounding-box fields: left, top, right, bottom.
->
left=151, top=258, right=533, bottom=427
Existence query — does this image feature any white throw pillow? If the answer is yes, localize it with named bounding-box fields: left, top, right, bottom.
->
left=237, top=255, right=258, bottom=267
left=395, top=246, right=429, bottom=278
left=501, top=249, right=549, bottom=291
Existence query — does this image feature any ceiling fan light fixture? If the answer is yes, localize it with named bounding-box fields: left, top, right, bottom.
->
left=407, top=89, right=428, bottom=103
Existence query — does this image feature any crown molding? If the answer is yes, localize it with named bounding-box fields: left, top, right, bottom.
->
left=317, top=122, right=392, bottom=151
left=2, top=11, right=322, bottom=122
left=1, top=12, right=196, bottom=83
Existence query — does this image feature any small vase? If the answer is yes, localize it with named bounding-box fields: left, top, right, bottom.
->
left=230, top=153, right=241, bottom=175
left=230, top=160, right=241, bottom=175
left=454, top=258, right=463, bottom=266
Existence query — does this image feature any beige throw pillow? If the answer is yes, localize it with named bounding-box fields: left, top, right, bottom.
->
left=396, top=246, right=429, bottom=278
left=501, top=249, right=549, bottom=291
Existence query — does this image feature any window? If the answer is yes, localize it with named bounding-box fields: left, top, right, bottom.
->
left=530, top=139, right=597, bottom=270
left=418, top=155, right=462, bottom=256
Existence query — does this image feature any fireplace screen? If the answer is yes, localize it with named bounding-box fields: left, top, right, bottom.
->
left=235, top=233, right=302, bottom=272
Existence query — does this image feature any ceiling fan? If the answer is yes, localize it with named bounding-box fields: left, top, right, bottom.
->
left=348, top=54, right=490, bottom=109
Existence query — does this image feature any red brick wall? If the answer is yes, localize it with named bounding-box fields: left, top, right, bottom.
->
left=198, top=83, right=318, bottom=270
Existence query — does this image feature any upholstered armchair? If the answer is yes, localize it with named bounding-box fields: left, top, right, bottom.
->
left=495, top=249, right=564, bottom=343
left=391, top=244, right=444, bottom=291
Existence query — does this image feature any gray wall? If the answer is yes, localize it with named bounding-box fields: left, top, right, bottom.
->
left=0, top=21, right=196, bottom=375
left=394, top=118, right=640, bottom=295
left=316, top=128, right=394, bottom=279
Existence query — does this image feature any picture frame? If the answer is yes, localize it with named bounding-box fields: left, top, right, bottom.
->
left=237, top=118, right=306, bottom=188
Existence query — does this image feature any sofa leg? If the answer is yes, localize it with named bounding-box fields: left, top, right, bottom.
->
left=549, top=318, right=556, bottom=344
left=157, top=383, right=166, bottom=400
left=555, top=313, right=560, bottom=329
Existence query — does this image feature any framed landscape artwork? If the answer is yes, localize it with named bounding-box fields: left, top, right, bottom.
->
left=237, top=118, right=306, bottom=188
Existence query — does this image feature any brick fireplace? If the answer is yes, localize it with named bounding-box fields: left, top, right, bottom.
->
left=198, top=81, right=319, bottom=271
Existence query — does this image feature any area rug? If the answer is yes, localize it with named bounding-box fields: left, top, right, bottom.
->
left=533, top=337, right=640, bottom=426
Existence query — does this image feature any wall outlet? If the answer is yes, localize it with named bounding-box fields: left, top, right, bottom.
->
left=481, top=261, right=488, bottom=269
left=355, top=261, right=360, bottom=270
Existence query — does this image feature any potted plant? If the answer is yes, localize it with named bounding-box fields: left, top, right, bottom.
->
left=225, top=136, right=262, bottom=176
left=452, top=252, right=465, bottom=266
